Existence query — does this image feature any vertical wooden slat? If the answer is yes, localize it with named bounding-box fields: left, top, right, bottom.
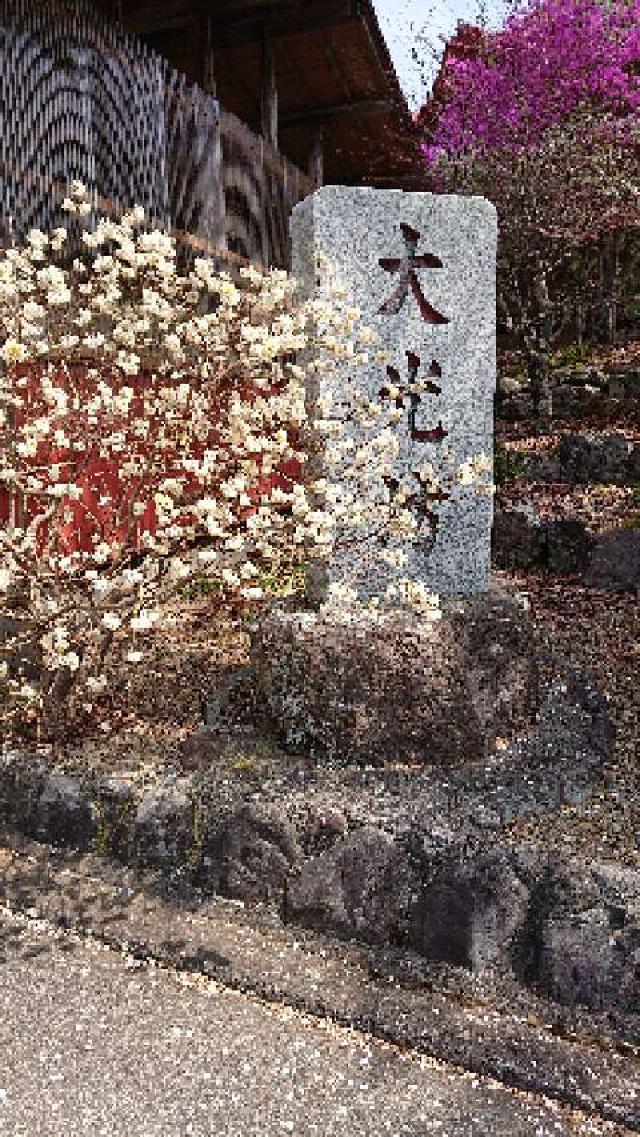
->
left=308, top=125, right=324, bottom=189
left=260, top=28, right=278, bottom=151
left=202, top=9, right=216, bottom=98
left=259, top=135, right=269, bottom=269
left=190, top=87, right=226, bottom=257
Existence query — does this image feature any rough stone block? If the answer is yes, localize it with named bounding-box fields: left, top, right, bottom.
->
left=249, top=584, right=538, bottom=766
left=545, top=517, right=592, bottom=575
left=95, top=776, right=135, bottom=860
left=556, top=433, right=631, bottom=485
left=535, top=858, right=640, bottom=1012
left=585, top=528, right=640, bottom=591
left=36, top=772, right=97, bottom=849
left=492, top=505, right=547, bottom=571
left=539, top=911, right=640, bottom=1013
left=286, top=826, right=413, bottom=945
left=535, top=666, right=614, bottom=758
left=409, top=850, right=530, bottom=972
left=0, top=751, right=49, bottom=834
left=217, top=802, right=301, bottom=904
left=134, top=788, right=193, bottom=869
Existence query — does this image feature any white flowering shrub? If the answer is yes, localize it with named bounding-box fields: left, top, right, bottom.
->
left=0, top=181, right=492, bottom=745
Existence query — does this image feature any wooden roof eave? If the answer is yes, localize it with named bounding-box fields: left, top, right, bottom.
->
left=94, top=0, right=422, bottom=183
left=270, top=4, right=419, bottom=180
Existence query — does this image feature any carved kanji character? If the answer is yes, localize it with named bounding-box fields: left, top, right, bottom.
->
left=405, top=352, right=447, bottom=443
left=378, top=223, right=450, bottom=324
left=378, top=351, right=448, bottom=445
left=382, top=469, right=450, bottom=550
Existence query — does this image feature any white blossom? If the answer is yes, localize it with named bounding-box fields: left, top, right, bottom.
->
left=101, top=612, right=123, bottom=630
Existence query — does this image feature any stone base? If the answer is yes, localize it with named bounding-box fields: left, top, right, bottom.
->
left=247, top=584, right=538, bottom=767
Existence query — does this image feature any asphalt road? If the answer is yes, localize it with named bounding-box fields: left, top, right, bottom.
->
left=0, top=904, right=631, bottom=1137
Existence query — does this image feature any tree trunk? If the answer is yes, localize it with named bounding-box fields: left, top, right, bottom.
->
left=576, top=298, right=584, bottom=347
left=525, top=263, right=553, bottom=427
left=595, top=230, right=620, bottom=345
left=39, top=665, right=75, bottom=741
left=525, top=322, right=552, bottom=426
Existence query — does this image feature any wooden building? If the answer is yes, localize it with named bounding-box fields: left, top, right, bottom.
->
left=0, top=0, right=425, bottom=270
left=96, top=0, right=424, bottom=192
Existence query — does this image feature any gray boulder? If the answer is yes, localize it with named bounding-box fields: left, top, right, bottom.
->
left=584, top=528, right=640, bottom=591
left=134, top=788, right=194, bottom=869
left=536, top=858, right=640, bottom=1013
left=556, top=433, right=632, bottom=485
left=493, top=508, right=594, bottom=577
left=506, top=725, right=604, bottom=812
left=286, top=826, right=413, bottom=945
left=544, top=517, right=593, bottom=575
left=606, top=371, right=638, bottom=400
left=303, top=807, right=349, bottom=855
left=250, top=585, right=539, bottom=767
left=217, top=801, right=301, bottom=904
left=95, top=776, right=135, bottom=860
left=36, top=772, right=97, bottom=849
left=498, top=393, right=533, bottom=422
left=0, top=751, right=49, bottom=834
left=536, top=665, right=614, bottom=758
left=492, top=505, right=547, bottom=570
left=520, top=452, right=562, bottom=482
left=409, top=850, right=530, bottom=972
left=551, top=384, right=602, bottom=420
left=540, top=910, right=640, bottom=1014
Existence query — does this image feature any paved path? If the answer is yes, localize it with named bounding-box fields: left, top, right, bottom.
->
left=0, top=904, right=631, bottom=1137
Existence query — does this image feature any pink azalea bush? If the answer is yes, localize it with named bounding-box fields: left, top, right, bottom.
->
left=417, top=0, right=640, bottom=416
left=424, top=0, right=640, bottom=162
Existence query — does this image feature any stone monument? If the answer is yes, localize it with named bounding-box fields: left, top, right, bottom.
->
left=293, top=186, right=497, bottom=604
left=247, top=187, right=539, bottom=767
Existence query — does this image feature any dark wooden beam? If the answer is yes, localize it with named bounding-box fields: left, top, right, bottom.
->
left=307, top=125, right=324, bottom=188
left=114, top=1, right=198, bottom=34
left=207, top=1, right=354, bottom=50
left=202, top=9, right=217, bottom=96
left=260, top=29, right=278, bottom=149
left=319, top=33, right=354, bottom=103
left=281, top=98, right=391, bottom=127
left=352, top=0, right=416, bottom=132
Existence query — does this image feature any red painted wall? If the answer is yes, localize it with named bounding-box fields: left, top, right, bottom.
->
left=0, top=362, right=303, bottom=564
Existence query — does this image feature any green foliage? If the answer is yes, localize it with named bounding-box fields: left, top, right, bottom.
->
left=494, top=444, right=529, bottom=484
left=257, top=561, right=308, bottom=597
left=176, top=561, right=308, bottom=602
left=231, top=754, right=258, bottom=772
left=176, top=577, right=223, bottom=599
left=550, top=342, right=591, bottom=370
left=619, top=509, right=640, bottom=530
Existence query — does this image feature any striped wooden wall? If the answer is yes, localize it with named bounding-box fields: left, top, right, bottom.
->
left=0, top=0, right=312, bottom=270
left=220, top=107, right=311, bottom=270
